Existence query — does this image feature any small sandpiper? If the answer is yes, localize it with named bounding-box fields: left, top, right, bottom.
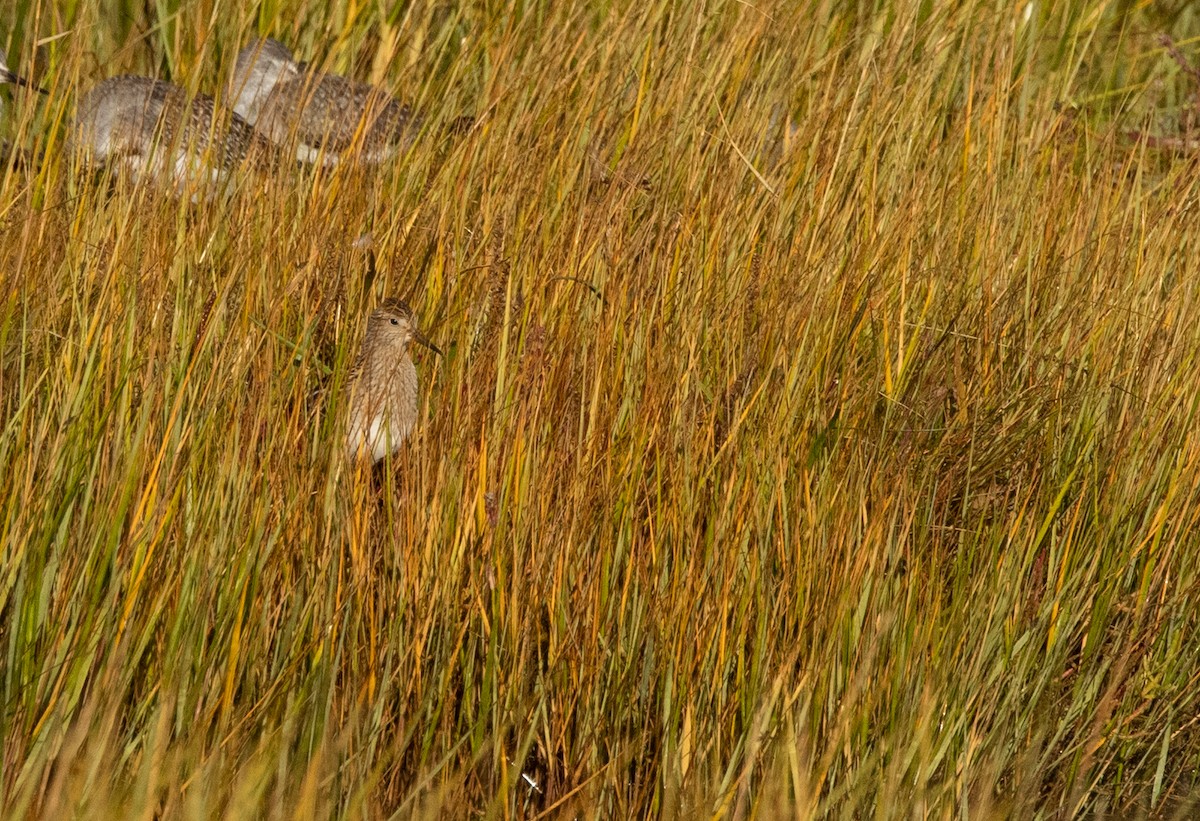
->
left=345, top=298, right=441, bottom=464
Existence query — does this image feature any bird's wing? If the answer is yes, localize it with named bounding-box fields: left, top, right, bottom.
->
left=285, top=74, right=414, bottom=153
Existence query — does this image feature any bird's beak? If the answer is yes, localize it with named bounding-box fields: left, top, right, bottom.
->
left=412, top=327, right=442, bottom=356
left=2, top=69, right=48, bottom=95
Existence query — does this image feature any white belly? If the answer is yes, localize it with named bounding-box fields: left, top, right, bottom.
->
left=119, top=150, right=225, bottom=200
left=295, top=142, right=340, bottom=167
left=345, top=358, right=420, bottom=464
left=347, top=411, right=414, bottom=464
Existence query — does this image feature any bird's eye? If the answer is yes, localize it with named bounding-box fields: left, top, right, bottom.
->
left=389, top=318, right=400, bottom=326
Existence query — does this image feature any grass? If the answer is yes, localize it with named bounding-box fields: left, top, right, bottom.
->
left=2, top=0, right=1200, bottom=817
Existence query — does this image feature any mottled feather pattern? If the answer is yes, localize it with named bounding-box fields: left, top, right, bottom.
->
left=73, top=76, right=276, bottom=182
left=262, top=73, right=418, bottom=159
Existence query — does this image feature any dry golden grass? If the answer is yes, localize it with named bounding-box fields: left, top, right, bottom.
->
left=3, top=0, right=1200, bottom=817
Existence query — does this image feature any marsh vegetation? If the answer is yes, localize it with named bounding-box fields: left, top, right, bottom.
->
left=2, top=1, right=1200, bottom=817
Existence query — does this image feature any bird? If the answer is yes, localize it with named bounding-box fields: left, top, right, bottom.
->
left=71, top=75, right=271, bottom=195
left=345, top=298, right=441, bottom=464
left=229, top=37, right=423, bottom=166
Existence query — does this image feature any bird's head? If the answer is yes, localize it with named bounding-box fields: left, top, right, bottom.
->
left=368, top=299, right=441, bottom=355
left=230, top=37, right=299, bottom=124
left=0, top=48, right=47, bottom=95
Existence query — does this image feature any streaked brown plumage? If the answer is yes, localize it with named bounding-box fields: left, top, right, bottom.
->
left=72, top=75, right=273, bottom=195
left=230, top=37, right=421, bottom=166
left=346, top=299, right=440, bottom=464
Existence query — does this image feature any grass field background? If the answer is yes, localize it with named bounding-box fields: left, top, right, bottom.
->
left=3, top=0, right=1200, bottom=817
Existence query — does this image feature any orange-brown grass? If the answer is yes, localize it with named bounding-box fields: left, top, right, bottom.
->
left=2, top=0, right=1200, bottom=818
